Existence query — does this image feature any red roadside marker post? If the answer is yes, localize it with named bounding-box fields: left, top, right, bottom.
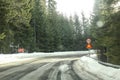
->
left=18, top=48, right=24, bottom=53
left=86, top=38, right=92, bottom=56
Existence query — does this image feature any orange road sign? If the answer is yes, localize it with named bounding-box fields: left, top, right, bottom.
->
left=86, top=44, right=92, bottom=49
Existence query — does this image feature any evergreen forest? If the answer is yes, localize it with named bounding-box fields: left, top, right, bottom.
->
left=0, top=0, right=120, bottom=65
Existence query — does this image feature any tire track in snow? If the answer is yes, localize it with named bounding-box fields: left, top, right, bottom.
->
left=0, top=58, right=42, bottom=72
left=0, top=60, right=48, bottom=79
left=59, top=61, right=82, bottom=80
left=19, top=62, right=57, bottom=80
left=73, top=60, right=103, bottom=80
left=0, top=58, right=86, bottom=80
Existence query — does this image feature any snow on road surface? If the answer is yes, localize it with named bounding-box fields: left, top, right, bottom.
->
left=0, top=50, right=120, bottom=80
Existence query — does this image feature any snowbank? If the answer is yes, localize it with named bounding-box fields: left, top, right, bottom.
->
left=74, top=56, right=120, bottom=80
left=0, top=51, right=89, bottom=64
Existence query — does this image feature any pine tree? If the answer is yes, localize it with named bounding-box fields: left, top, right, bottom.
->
left=0, top=0, right=11, bottom=53
left=30, top=0, right=47, bottom=52
left=91, top=0, right=120, bottom=64
left=72, top=14, right=83, bottom=50
left=8, top=0, right=34, bottom=52
left=0, top=0, right=34, bottom=53
left=46, top=0, right=59, bottom=51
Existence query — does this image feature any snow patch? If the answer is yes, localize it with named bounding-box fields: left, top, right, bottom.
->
left=59, top=64, right=70, bottom=72
left=75, top=56, right=120, bottom=80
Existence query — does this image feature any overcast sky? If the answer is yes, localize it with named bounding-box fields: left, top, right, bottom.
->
left=55, top=0, right=95, bottom=18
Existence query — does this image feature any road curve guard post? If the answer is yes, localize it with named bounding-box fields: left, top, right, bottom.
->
left=18, top=48, right=24, bottom=53
left=86, top=38, right=92, bottom=56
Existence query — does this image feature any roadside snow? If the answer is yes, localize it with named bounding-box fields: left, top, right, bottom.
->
left=0, top=51, right=88, bottom=64
left=74, top=56, right=120, bottom=80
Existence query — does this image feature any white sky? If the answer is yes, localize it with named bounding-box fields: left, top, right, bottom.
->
left=55, top=0, right=95, bottom=18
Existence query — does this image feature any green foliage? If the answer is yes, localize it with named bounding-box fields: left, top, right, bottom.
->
left=0, top=0, right=8, bottom=36
left=0, top=0, right=91, bottom=53
left=9, top=0, right=33, bottom=52
left=0, top=0, right=34, bottom=53
left=30, top=0, right=47, bottom=52
left=91, top=0, right=120, bottom=65
left=0, top=33, right=6, bottom=40
left=0, top=0, right=10, bottom=53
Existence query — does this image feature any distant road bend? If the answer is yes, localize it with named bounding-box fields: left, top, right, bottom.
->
left=0, top=53, right=101, bottom=80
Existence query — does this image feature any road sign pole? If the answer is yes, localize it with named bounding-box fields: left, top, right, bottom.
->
left=86, top=38, right=92, bottom=56
left=88, top=49, right=91, bottom=56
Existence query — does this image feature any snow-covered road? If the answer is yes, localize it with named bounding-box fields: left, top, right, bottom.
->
left=0, top=57, right=83, bottom=80
left=0, top=51, right=120, bottom=80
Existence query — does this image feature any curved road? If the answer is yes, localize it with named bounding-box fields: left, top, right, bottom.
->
left=0, top=55, right=101, bottom=80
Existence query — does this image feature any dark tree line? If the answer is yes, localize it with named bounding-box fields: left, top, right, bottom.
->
left=91, top=0, right=120, bottom=65
left=0, top=0, right=91, bottom=53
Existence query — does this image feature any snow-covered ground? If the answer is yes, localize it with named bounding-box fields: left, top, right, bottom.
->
left=0, top=51, right=89, bottom=64
left=0, top=50, right=120, bottom=80
left=74, top=56, right=120, bottom=80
